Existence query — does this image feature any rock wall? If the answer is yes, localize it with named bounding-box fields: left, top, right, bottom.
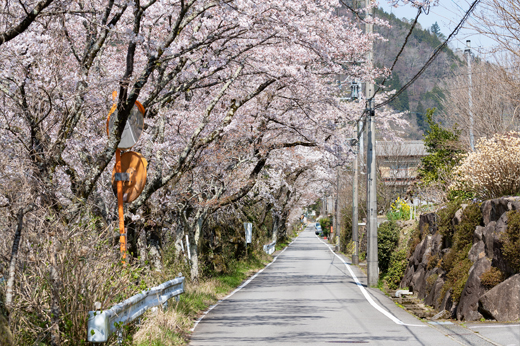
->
left=401, top=197, right=520, bottom=321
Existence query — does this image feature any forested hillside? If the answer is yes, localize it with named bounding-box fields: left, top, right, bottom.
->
left=374, top=8, right=464, bottom=137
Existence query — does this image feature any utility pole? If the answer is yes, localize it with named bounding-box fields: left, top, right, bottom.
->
left=335, top=167, right=340, bottom=251
left=365, top=0, right=378, bottom=287
left=359, top=119, right=364, bottom=161
left=465, top=39, right=475, bottom=151
left=352, top=122, right=360, bottom=265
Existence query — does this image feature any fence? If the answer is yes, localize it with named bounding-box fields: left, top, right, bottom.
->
left=88, top=276, right=185, bottom=343
left=263, top=241, right=276, bottom=255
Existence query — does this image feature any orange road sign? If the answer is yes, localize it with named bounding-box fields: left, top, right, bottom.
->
left=111, top=151, right=148, bottom=203
left=106, top=92, right=147, bottom=263
left=112, top=150, right=148, bottom=263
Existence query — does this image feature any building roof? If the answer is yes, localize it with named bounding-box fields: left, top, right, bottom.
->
left=376, top=140, right=427, bottom=157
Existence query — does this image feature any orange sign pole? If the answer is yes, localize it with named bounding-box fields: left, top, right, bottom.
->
left=115, top=149, right=127, bottom=263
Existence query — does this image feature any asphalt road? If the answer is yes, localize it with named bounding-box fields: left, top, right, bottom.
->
left=189, top=225, right=507, bottom=346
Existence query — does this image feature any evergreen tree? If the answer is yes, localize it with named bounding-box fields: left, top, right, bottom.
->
left=416, top=101, right=426, bottom=132
left=387, top=73, right=409, bottom=111
left=431, top=22, right=446, bottom=40
left=418, top=108, right=463, bottom=185
left=431, top=22, right=441, bottom=35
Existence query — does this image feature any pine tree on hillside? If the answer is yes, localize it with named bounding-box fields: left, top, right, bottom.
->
left=386, top=72, right=410, bottom=111
left=431, top=22, right=446, bottom=40
left=416, top=101, right=426, bottom=132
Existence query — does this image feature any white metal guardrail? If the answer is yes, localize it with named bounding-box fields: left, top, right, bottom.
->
left=88, top=276, right=185, bottom=343
left=263, top=241, right=276, bottom=255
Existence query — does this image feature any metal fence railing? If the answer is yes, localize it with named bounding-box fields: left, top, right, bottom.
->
left=88, top=276, right=185, bottom=343
left=263, top=241, right=276, bottom=255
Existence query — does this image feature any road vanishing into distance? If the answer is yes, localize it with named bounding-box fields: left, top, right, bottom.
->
left=190, top=225, right=520, bottom=346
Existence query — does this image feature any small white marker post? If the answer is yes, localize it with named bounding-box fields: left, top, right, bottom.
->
left=185, top=235, right=191, bottom=261
left=244, top=223, right=252, bottom=257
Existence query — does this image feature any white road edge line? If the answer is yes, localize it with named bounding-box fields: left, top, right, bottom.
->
left=190, top=235, right=299, bottom=332
left=315, top=234, right=426, bottom=327
left=469, top=325, right=520, bottom=329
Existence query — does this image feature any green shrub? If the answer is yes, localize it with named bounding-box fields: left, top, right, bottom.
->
left=341, top=206, right=353, bottom=252
left=378, top=221, right=400, bottom=274
left=438, top=203, right=483, bottom=304
left=386, top=197, right=411, bottom=221
left=441, top=203, right=481, bottom=272
left=480, top=267, right=504, bottom=289
left=502, top=210, right=520, bottom=272
left=384, top=249, right=408, bottom=289
left=426, top=273, right=439, bottom=295
left=418, top=108, right=463, bottom=186
left=449, top=254, right=472, bottom=302
left=437, top=200, right=462, bottom=244
left=453, top=204, right=482, bottom=249
left=408, top=226, right=422, bottom=257
left=447, top=189, right=476, bottom=202
left=427, top=254, right=441, bottom=271
left=320, top=217, right=332, bottom=237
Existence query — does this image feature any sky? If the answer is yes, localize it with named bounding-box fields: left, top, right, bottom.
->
left=378, top=0, right=497, bottom=58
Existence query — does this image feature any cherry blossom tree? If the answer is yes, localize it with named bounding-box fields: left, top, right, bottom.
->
left=0, top=0, right=412, bottom=341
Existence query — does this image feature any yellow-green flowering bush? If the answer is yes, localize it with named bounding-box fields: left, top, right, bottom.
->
left=450, top=132, right=520, bottom=199
left=387, top=197, right=410, bottom=220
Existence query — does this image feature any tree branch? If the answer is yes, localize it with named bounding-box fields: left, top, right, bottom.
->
left=0, top=0, right=54, bottom=46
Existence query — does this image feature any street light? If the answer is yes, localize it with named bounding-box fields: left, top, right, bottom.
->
left=350, top=81, right=360, bottom=101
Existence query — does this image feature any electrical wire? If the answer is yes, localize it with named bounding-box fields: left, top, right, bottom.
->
left=374, top=0, right=482, bottom=110
left=374, top=7, right=422, bottom=95
left=352, top=5, right=424, bottom=139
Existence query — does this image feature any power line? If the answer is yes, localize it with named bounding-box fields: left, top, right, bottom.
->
left=450, top=0, right=466, bottom=12
left=374, top=0, right=482, bottom=110
left=374, top=7, right=422, bottom=96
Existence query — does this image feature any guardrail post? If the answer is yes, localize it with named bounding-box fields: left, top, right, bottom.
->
left=116, top=328, right=123, bottom=346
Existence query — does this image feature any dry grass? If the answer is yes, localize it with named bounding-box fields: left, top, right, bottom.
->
left=133, top=308, right=191, bottom=346
left=1, top=207, right=149, bottom=345
left=133, top=279, right=226, bottom=346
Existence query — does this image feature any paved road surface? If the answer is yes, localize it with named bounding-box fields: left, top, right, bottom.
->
left=190, top=225, right=509, bottom=345
left=468, top=323, right=520, bottom=346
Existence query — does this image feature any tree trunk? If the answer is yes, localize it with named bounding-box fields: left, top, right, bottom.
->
left=6, top=205, right=34, bottom=309
left=137, top=228, right=148, bottom=266
left=278, top=212, right=289, bottom=240
left=148, top=234, right=162, bottom=272
left=0, top=291, right=13, bottom=345
left=189, top=217, right=203, bottom=280
left=272, top=213, right=279, bottom=242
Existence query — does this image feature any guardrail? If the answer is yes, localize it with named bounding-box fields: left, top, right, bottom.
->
left=263, top=241, right=276, bottom=255
left=88, top=276, right=185, bottom=343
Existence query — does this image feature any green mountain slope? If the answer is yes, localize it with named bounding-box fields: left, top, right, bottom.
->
left=373, top=8, right=464, bottom=137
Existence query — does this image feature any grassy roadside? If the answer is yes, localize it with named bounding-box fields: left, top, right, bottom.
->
left=132, top=226, right=304, bottom=346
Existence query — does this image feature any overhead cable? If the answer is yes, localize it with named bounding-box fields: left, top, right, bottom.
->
left=374, top=0, right=482, bottom=110
left=373, top=7, right=422, bottom=96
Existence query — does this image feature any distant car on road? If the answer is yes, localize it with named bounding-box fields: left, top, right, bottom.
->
left=315, top=222, right=322, bottom=235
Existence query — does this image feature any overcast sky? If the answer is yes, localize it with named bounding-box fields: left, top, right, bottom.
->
left=378, top=0, right=497, bottom=57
